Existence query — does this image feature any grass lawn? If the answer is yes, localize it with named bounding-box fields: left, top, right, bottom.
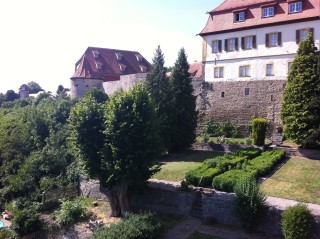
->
left=261, top=157, right=320, bottom=204
left=153, top=150, right=223, bottom=181
left=188, top=231, right=225, bottom=239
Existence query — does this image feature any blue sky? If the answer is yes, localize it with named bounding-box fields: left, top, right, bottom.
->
left=0, top=0, right=220, bottom=93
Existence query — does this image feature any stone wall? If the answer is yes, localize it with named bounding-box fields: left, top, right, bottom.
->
left=79, top=175, right=107, bottom=200
left=103, top=73, right=148, bottom=96
left=130, top=184, right=320, bottom=237
left=70, top=78, right=104, bottom=99
left=196, top=80, right=286, bottom=134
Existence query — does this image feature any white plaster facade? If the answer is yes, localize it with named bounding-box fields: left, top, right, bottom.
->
left=203, top=20, right=320, bottom=82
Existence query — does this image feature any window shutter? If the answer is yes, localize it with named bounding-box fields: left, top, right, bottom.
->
left=309, top=28, right=314, bottom=41
left=241, top=37, right=245, bottom=49
left=265, top=34, right=269, bottom=47
left=225, top=39, right=228, bottom=51
left=253, top=35, right=257, bottom=48
left=218, top=40, right=222, bottom=52
left=235, top=38, right=239, bottom=50
left=278, top=32, right=282, bottom=46
left=296, top=30, right=300, bottom=44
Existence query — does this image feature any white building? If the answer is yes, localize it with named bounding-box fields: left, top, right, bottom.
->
left=200, top=0, right=320, bottom=82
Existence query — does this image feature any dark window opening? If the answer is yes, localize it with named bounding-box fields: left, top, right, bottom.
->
left=245, top=88, right=250, bottom=96
left=221, top=92, right=225, bottom=98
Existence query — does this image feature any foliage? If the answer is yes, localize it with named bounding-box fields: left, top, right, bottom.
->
left=4, top=90, right=19, bottom=102
left=234, top=176, right=267, bottom=231
left=84, top=88, right=109, bottom=104
left=281, top=204, right=312, bottom=239
left=168, top=48, right=198, bottom=152
left=205, top=120, right=240, bottom=138
left=55, top=198, right=90, bottom=226
left=252, top=118, right=267, bottom=146
left=246, top=149, right=286, bottom=176
left=92, top=212, right=161, bottom=239
left=145, top=46, right=170, bottom=151
left=70, top=84, right=161, bottom=216
left=11, top=206, right=41, bottom=236
left=212, top=170, right=255, bottom=192
left=27, top=81, right=43, bottom=94
left=281, top=32, right=320, bottom=148
left=0, top=229, right=18, bottom=239
left=185, top=148, right=260, bottom=187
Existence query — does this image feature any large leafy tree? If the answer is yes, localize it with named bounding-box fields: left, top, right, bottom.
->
left=169, top=48, right=198, bottom=152
left=281, top=33, right=320, bottom=148
left=145, top=46, right=171, bottom=151
left=69, top=84, right=161, bottom=217
left=27, top=81, right=43, bottom=94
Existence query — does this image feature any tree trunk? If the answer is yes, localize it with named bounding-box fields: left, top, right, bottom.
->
left=106, top=182, right=130, bottom=217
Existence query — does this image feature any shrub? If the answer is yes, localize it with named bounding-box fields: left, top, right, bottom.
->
left=234, top=176, right=267, bottom=231
left=205, top=120, right=240, bottom=138
left=204, top=120, right=219, bottom=136
left=185, top=165, right=221, bottom=187
left=91, top=212, right=161, bottom=239
left=11, top=208, right=41, bottom=236
left=55, top=198, right=91, bottom=226
left=0, top=229, right=18, bottom=239
left=202, top=134, right=209, bottom=143
left=281, top=204, right=312, bottom=239
left=212, top=170, right=255, bottom=192
left=252, top=118, right=267, bottom=146
left=235, top=148, right=262, bottom=159
left=246, top=149, right=286, bottom=176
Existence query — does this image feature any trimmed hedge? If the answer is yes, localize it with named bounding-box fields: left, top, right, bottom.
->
left=186, top=148, right=261, bottom=187
left=246, top=149, right=286, bottom=176
left=252, top=118, right=267, bottom=146
left=212, top=170, right=255, bottom=192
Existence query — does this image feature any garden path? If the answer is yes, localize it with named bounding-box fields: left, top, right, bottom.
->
left=162, top=217, right=201, bottom=239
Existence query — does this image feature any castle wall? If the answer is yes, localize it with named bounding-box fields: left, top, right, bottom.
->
left=196, top=80, right=286, bottom=131
left=70, top=78, right=104, bottom=99
left=102, top=73, right=148, bottom=96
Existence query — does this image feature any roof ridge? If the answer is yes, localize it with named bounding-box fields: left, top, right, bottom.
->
left=87, top=46, right=140, bottom=54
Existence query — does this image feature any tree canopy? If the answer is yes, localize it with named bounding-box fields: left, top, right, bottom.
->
left=27, top=81, right=43, bottom=94
left=281, top=33, right=320, bottom=148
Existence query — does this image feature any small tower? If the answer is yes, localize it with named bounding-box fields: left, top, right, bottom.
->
left=19, top=84, right=30, bottom=99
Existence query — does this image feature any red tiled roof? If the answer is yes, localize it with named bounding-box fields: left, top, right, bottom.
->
left=200, top=0, right=320, bottom=35
left=188, top=62, right=203, bottom=80
left=71, top=47, right=151, bottom=81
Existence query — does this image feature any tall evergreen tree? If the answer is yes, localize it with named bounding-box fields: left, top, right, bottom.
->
left=281, top=33, right=320, bottom=148
left=169, top=48, right=198, bottom=152
left=145, top=46, right=171, bottom=151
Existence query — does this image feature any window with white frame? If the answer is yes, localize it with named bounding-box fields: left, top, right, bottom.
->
left=234, top=11, right=245, bottom=22
left=266, top=64, right=274, bottom=76
left=239, top=65, right=250, bottom=77
left=212, top=40, right=221, bottom=53
left=289, top=2, right=302, bottom=13
left=262, top=7, right=275, bottom=17
left=214, top=67, right=224, bottom=78
left=245, top=36, right=253, bottom=49
left=266, top=32, right=281, bottom=47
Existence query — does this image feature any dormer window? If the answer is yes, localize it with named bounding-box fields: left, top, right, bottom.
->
left=289, top=2, right=302, bottom=13
left=92, top=51, right=99, bottom=59
left=119, top=64, right=126, bottom=72
left=136, top=54, right=143, bottom=62
left=234, top=11, right=245, bottom=22
left=262, top=6, right=275, bottom=17
left=95, top=62, right=103, bottom=70
left=139, top=66, right=147, bottom=73
left=115, top=53, right=123, bottom=61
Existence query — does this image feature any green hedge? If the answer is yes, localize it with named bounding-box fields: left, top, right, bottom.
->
left=186, top=148, right=260, bottom=187
left=212, top=170, right=255, bottom=192
left=246, top=149, right=286, bottom=176
left=92, top=212, right=161, bottom=239
left=252, top=118, right=267, bottom=146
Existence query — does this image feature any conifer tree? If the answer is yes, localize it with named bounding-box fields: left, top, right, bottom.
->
left=145, top=46, right=171, bottom=150
left=281, top=33, right=320, bottom=147
left=168, top=48, right=198, bottom=152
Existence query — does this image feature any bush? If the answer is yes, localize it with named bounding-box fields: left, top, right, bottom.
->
left=92, top=212, right=161, bottom=239
left=11, top=208, right=41, bottom=236
left=281, top=204, right=312, bottom=239
left=55, top=198, right=90, bottom=226
left=246, top=149, right=286, bottom=176
left=234, top=176, right=267, bottom=231
left=204, top=120, right=240, bottom=138
left=252, top=118, right=267, bottom=146
left=235, top=148, right=262, bottom=159
left=212, top=170, right=255, bottom=192
left=185, top=165, right=221, bottom=187
left=0, top=229, right=18, bottom=239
